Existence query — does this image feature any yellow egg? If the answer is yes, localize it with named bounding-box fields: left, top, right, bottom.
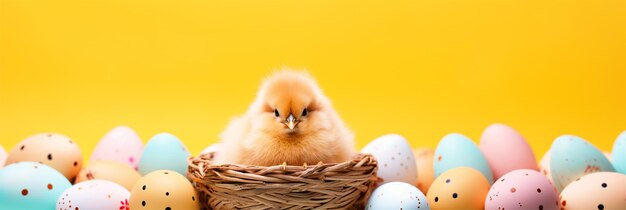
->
left=130, top=170, right=200, bottom=210
left=75, top=160, right=141, bottom=191
left=6, top=133, right=82, bottom=180
left=413, top=148, right=435, bottom=193
left=427, top=167, right=490, bottom=210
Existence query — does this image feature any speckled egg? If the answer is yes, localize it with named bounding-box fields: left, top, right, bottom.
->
left=539, top=150, right=555, bottom=183
left=479, top=124, right=538, bottom=180
left=366, top=182, right=430, bottom=210
left=129, top=170, right=200, bottom=210
left=6, top=133, right=83, bottom=180
left=199, top=143, right=221, bottom=156
left=0, top=162, right=72, bottom=210
left=427, top=167, right=490, bottom=210
left=413, top=148, right=435, bottom=193
left=485, top=169, right=559, bottom=210
left=91, top=126, right=144, bottom=171
left=75, top=160, right=142, bottom=191
left=550, top=135, right=614, bottom=191
left=613, top=131, right=626, bottom=174
left=57, top=180, right=130, bottom=210
left=559, top=172, right=626, bottom=210
left=434, top=133, right=494, bottom=184
left=361, top=134, right=418, bottom=185
left=0, top=144, right=7, bottom=168
left=138, top=133, right=190, bottom=176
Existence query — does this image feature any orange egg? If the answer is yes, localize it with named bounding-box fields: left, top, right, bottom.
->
left=6, top=133, right=82, bottom=180
left=413, top=148, right=435, bottom=193
left=75, top=160, right=141, bottom=191
left=427, top=167, right=490, bottom=210
left=130, top=170, right=200, bottom=210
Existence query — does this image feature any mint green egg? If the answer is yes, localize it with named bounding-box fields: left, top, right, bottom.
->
left=138, top=132, right=191, bottom=176
left=0, top=162, right=72, bottom=210
left=434, top=133, right=494, bottom=184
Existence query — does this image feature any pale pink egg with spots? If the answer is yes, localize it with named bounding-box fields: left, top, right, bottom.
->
left=57, top=180, right=130, bottom=210
left=485, top=169, right=559, bottom=210
left=559, top=172, right=626, bottom=210
left=90, top=126, right=143, bottom=170
left=0, top=145, right=7, bottom=168
left=479, top=124, right=538, bottom=180
left=361, top=134, right=418, bottom=185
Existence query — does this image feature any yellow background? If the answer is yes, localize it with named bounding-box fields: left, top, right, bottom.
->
left=1, top=0, right=625, bottom=161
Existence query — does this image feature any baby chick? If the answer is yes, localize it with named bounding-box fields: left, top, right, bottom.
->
left=215, top=70, right=355, bottom=166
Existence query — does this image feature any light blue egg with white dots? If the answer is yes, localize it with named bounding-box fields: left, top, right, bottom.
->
left=434, top=133, right=494, bottom=184
left=550, top=134, right=614, bottom=192
left=366, top=182, right=430, bottom=210
left=613, top=131, right=626, bottom=174
left=139, top=133, right=191, bottom=175
left=0, top=162, right=72, bottom=210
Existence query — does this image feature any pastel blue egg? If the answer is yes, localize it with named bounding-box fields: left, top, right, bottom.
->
left=366, top=182, right=429, bottom=210
left=550, top=135, right=615, bottom=192
left=612, top=131, right=626, bottom=174
left=0, top=162, right=72, bottom=210
left=434, top=133, right=493, bottom=184
left=138, top=133, right=191, bottom=176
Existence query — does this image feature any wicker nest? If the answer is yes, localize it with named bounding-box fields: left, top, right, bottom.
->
left=187, top=153, right=378, bottom=209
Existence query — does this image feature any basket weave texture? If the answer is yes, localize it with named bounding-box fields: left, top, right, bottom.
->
left=187, top=153, right=378, bottom=209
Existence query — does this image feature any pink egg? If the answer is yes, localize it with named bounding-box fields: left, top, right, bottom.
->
left=559, top=172, right=626, bottom=210
left=90, top=126, right=143, bottom=170
left=486, top=169, right=559, bottom=210
left=479, top=124, right=538, bottom=180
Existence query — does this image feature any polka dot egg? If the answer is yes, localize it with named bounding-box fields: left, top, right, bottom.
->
left=361, top=134, right=418, bottom=185
left=366, top=182, right=430, bottom=210
left=0, top=162, right=72, bottom=210
left=559, top=172, right=626, bottom=210
left=129, top=170, right=200, bottom=210
left=57, top=180, right=130, bottom=210
left=427, top=167, right=490, bottom=210
left=5, top=133, right=83, bottom=180
left=485, top=169, right=559, bottom=210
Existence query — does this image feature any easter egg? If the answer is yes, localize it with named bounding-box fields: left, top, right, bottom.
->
left=413, top=148, right=435, bottom=193
left=613, top=131, right=626, bottom=174
left=91, top=126, right=143, bottom=170
left=550, top=135, right=614, bottom=191
left=366, top=182, right=430, bottom=210
left=6, top=133, right=83, bottom=180
left=199, top=143, right=221, bottom=156
left=361, top=134, right=418, bottom=185
left=0, top=162, right=72, bottom=210
left=57, top=180, right=130, bottom=210
left=479, top=124, right=538, bottom=180
left=129, top=170, right=200, bottom=210
left=559, top=172, right=626, bottom=210
left=538, top=150, right=554, bottom=183
left=138, top=133, right=191, bottom=176
left=75, top=160, right=142, bottom=191
left=427, top=167, right=490, bottom=210
left=434, top=133, right=493, bottom=183
left=485, top=169, right=559, bottom=210
left=0, top=144, right=7, bottom=168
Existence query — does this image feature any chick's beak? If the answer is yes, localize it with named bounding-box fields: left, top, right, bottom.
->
left=284, top=114, right=298, bottom=130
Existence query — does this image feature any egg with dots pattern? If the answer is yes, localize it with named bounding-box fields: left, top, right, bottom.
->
left=57, top=180, right=130, bottom=210
left=366, top=182, right=430, bottom=210
left=559, top=172, right=626, bottom=210
left=0, top=162, right=72, bottom=210
left=485, top=169, right=559, bottom=210
left=129, top=170, right=200, bottom=210
left=91, top=126, right=144, bottom=171
left=5, top=133, right=83, bottom=181
left=426, top=167, right=490, bottom=210
left=361, top=134, right=418, bottom=185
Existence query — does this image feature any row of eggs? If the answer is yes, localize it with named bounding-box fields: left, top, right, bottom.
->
left=361, top=124, right=626, bottom=210
left=0, top=126, right=203, bottom=210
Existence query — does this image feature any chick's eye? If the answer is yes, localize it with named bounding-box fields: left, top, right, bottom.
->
left=274, top=109, right=280, bottom=117
left=302, top=108, right=308, bottom=116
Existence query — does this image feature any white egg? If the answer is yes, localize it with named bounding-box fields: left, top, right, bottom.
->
left=361, top=134, right=418, bottom=185
left=366, top=182, right=430, bottom=210
left=57, top=180, right=130, bottom=210
left=199, top=143, right=221, bottom=156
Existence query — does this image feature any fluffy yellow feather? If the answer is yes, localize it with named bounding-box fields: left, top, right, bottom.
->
left=215, top=70, right=355, bottom=166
